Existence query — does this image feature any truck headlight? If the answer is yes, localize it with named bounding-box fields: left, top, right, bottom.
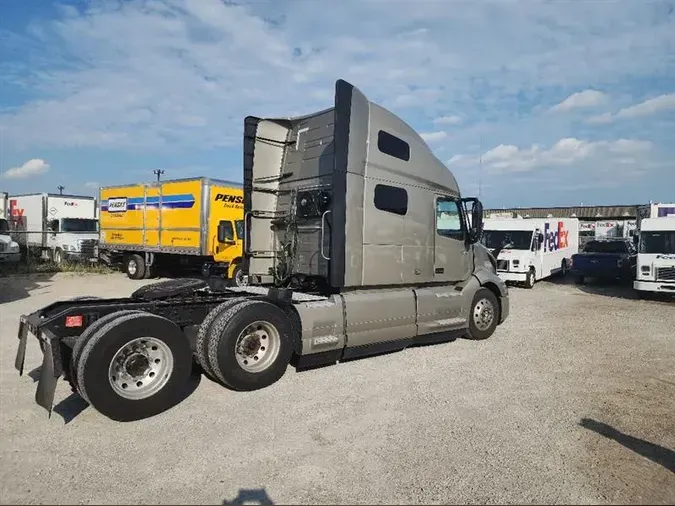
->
left=641, top=265, right=650, bottom=275
left=512, top=260, right=520, bottom=268
left=9, top=243, right=19, bottom=252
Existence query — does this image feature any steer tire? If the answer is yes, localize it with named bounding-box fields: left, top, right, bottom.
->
left=125, top=254, right=146, bottom=280
left=130, top=278, right=207, bottom=300
left=76, top=312, right=192, bottom=422
left=69, top=310, right=147, bottom=395
left=524, top=269, right=536, bottom=289
left=229, top=263, right=248, bottom=287
left=194, top=297, right=248, bottom=381
left=207, top=300, right=294, bottom=391
left=466, top=287, right=500, bottom=341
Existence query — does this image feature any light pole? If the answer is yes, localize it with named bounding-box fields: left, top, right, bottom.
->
left=153, top=169, right=164, bottom=182
left=57, top=185, right=65, bottom=195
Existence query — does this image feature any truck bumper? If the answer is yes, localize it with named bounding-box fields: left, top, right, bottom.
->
left=633, top=280, right=675, bottom=293
left=64, top=252, right=98, bottom=263
left=497, top=271, right=528, bottom=283
left=0, top=252, right=21, bottom=263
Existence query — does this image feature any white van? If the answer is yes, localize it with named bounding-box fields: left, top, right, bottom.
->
left=481, top=217, right=579, bottom=288
left=634, top=217, right=675, bottom=294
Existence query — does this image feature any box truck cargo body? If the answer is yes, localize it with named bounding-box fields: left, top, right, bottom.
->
left=8, top=193, right=98, bottom=264
left=98, top=177, right=245, bottom=283
left=634, top=217, right=675, bottom=294
left=481, top=217, right=579, bottom=287
left=0, top=191, right=21, bottom=264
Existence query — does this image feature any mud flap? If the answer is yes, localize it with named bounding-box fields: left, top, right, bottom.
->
left=35, top=338, right=58, bottom=417
left=14, top=318, right=28, bottom=376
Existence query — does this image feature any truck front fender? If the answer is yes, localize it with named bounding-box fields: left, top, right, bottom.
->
left=473, top=266, right=508, bottom=297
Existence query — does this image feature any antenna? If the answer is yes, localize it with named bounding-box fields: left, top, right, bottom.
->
left=57, top=185, right=65, bottom=195
left=153, top=169, right=164, bottom=182
left=478, top=134, right=483, bottom=200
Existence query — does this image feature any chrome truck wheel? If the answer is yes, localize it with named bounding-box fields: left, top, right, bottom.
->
left=108, top=337, right=174, bottom=400
left=466, top=287, right=500, bottom=340
left=207, top=300, right=294, bottom=391
left=75, top=312, right=192, bottom=421
left=234, top=321, right=281, bottom=373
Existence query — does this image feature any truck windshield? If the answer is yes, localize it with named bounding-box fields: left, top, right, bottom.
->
left=639, top=231, right=675, bottom=254
left=0, top=219, right=9, bottom=234
left=583, top=240, right=629, bottom=254
left=481, top=230, right=533, bottom=250
left=61, top=218, right=98, bottom=233
left=234, top=220, right=244, bottom=240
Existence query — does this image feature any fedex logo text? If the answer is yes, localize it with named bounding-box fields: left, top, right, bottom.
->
left=543, top=221, right=569, bottom=252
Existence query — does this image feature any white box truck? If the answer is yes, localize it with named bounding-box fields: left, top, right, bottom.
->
left=0, top=191, right=21, bottom=264
left=9, top=193, right=99, bottom=265
left=634, top=217, right=675, bottom=295
left=481, top=217, right=579, bottom=288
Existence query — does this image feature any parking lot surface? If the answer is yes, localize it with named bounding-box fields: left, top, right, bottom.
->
left=1, top=272, right=674, bottom=505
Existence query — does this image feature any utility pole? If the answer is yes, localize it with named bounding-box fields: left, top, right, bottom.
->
left=153, top=169, right=164, bottom=182
left=57, top=185, right=65, bottom=195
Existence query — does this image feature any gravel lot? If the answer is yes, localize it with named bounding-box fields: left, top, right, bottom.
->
left=1, top=272, right=674, bottom=505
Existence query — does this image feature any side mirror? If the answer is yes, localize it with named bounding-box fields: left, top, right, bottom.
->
left=217, top=221, right=235, bottom=244
left=464, top=198, right=483, bottom=243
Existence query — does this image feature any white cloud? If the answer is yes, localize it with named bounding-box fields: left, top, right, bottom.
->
left=448, top=137, right=654, bottom=173
left=84, top=181, right=100, bottom=188
left=586, top=93, right=675, bottom=123
left=420, top=131, right=448, bottom=143
left=434, top=115, right=462, bottom=126
left=615, top=93, right=675, bottom=119
left=1, top=159, right=50, bottom=179
left=550, top=89, right=608, bottom=113
left=0, top=0, right=673, bottom=154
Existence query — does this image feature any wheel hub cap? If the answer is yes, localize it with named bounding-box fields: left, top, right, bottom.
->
left=108, top=337, right=174, bottom=400
left=234, top=321, right=281, bottom=373
left=473, top=299, right=495, bottom=331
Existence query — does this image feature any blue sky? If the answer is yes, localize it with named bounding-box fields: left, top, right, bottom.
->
left=0, top=0, right=674, bottom=208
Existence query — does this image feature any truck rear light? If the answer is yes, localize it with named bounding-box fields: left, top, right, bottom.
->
left=65, top=315, right=83, bottom=327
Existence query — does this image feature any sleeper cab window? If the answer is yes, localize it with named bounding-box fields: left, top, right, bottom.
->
left=374, top=184, right=408, bottom=216
left=377, top=130, right=410, bottom=162
left=436, top=198, right=463, bottom=240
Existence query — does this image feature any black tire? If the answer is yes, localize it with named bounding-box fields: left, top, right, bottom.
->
left=229, top=263, right=248, bottom=287
left=466, top=287, right=500, bottom=340
left=207, top=300, right=294, bottom=391
left=130, top=278, right=207, bottom=300
left=76, top=312, right=192, bottom=422
left=194, top=297, right=248, bottom=380
left=126, top=254, right=145, bottom=280
left=524, top=269, right=536, bottom=289
left=69, top=309, right=146, bottom=394
left=575, top=275, right=585, bottom=285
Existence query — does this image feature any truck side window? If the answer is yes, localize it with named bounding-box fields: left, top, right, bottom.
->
left=374, top=184, right=408, bottom=216
left=436, top=197, right=463, bottom=240
left=217, top=220, right=234, bottom=242
left=234, top=220, right=244, bottom=240
left=377, top=130, right=410, bottom=162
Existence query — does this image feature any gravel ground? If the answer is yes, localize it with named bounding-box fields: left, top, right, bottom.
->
left=1, top=272, right=674, bottom=505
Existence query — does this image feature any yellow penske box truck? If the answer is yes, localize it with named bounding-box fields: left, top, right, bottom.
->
left=98, top=177, right=247, bottom=285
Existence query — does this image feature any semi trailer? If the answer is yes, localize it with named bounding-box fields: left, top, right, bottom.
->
left=15, top=79, right=510, bottom=422
left=8, top=193, right=99, bottom=264
left=98, top=177, right=246, bottom=284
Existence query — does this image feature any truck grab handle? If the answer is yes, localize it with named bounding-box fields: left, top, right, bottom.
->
left=321, top=210, right=331, bottom=260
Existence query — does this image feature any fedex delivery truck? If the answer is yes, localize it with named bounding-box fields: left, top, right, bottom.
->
left=98, top=177, right=246, bottom=284
left=481, top=217, right=579, bottom=288
left=8, top=193, right=99, bottom=264
left=634, top=217, right=675, bottom=294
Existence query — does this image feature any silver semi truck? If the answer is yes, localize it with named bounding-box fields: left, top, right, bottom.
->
left=15, top=79, right=510, bottom=422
